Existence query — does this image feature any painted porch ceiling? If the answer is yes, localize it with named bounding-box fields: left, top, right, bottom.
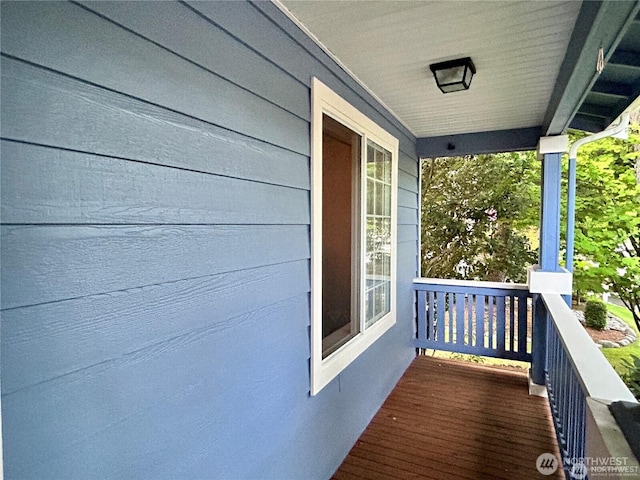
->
left=280, top=1, right=583, bottom=138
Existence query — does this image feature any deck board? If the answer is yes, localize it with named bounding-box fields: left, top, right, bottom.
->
left=332, top=356, right=564, bottom=479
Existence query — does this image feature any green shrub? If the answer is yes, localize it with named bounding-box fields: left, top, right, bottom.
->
left=585, top=300, right=607, bottom=330
left=621, top=355, right=640, bottom=401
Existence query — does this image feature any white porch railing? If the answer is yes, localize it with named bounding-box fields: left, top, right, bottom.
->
left=541, top=292, right=638, bottom=479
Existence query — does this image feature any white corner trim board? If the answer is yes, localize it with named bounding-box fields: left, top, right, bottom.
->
left=537, top=134, right=569, bottom=159
left=527, top=265, right=573, bottom=295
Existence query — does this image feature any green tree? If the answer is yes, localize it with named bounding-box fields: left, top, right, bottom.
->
left=421, top=152, right=539, bottom=282
left=569, top=125, right=640, bottom=330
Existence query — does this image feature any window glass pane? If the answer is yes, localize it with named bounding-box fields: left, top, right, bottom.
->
left=383, top=153, right=391, bottom=184
left=381, top=252, right=391, bottom=278
left=365, top=140, right=392, bottom=328
left=383, top=185, right=391, bottom=216
left=376, top=148, right=385, bottom=179
left=367, top=179, right=375, bottom=216
left=367, top=144, right=375, bottom=177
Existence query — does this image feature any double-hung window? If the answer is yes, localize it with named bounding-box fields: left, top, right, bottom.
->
left=310, top=78, right=398, bottom=395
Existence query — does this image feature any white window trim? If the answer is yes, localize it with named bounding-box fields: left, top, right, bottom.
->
left=310, top=78, right=398, bottom=396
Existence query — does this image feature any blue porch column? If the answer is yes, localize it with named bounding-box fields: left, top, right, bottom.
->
left=539, top=150, right=563, bottom=272
left=528, top=135, right=572, bottom=389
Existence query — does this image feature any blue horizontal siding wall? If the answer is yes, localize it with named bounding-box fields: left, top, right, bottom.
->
left=0, top=1, right=419, bottom=479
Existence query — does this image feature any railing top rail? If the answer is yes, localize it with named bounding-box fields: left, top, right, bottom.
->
left=413, top=277, right=530, bottom=291
left=542, top=292, right=637, bottom=403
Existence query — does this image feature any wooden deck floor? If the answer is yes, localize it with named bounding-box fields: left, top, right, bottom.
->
left=332, top=356, right=564, bottom=480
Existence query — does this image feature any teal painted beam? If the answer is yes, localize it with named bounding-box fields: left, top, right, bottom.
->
left=577, top=103, right=614, bottom=119
left=570, top=115, right=609, bottom=132
left=609, top=50, right=640, bottom=69
left=416, top=126, right=541, bottom=158
left=543, top=0, right=640, bottom=135
left=590, top=79, right=633, bottom=98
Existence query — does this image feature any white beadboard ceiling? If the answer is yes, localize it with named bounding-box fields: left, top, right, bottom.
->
left=279, top=1, right=582, bottom=138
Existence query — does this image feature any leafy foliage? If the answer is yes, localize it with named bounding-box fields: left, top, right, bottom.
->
left=621, top=354, right=640, bottom=401
left=584, top=299, right=607, bottom=330
left=569, top=125, right=640, bottom=331
left=420, top=152, right=539, bottom=282
left=419, top=123, right=640, bottom=327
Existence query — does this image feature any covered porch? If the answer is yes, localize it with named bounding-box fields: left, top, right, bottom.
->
left=2, top=1, right=640, bottom=478
left=331, top=278, right=639, bottom=479
left=280, top=1, right=640, bottom=478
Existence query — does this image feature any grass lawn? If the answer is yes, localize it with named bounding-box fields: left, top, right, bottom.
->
left=601, top=303, right=640, bottom=377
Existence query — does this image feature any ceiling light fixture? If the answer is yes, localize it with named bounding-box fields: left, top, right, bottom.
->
left=430, top=57, right=476, bottom=93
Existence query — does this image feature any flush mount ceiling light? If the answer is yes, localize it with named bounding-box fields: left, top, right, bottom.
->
left=429, top=57, right=476, bottom=93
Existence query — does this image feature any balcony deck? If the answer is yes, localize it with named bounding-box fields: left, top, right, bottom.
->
left=332, top=356, right=564, bottom=480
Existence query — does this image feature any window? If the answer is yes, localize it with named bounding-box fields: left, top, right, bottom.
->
left=311, top=78, right=398, bottom=395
